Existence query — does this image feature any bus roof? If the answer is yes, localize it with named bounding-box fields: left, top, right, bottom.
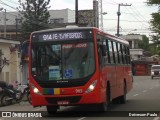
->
left=32, top=27, right=94, bottom=33
left=31, top=27, right=129, bottom=45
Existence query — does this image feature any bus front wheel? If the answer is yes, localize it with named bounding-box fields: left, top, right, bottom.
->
left=46, top=105, right=59, bottom=114
left=98, top=84, right=111, bottom=112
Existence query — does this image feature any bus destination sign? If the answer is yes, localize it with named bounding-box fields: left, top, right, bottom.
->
left=38, top=32, right=87, bottom=41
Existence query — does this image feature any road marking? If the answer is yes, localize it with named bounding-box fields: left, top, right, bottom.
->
left=150, top=87, right=154, bottom=89
left=155, top=85, right=159, bottom=87
left=32, top=107, right=45, bottom=111
left=133, top=94, right=139, bottom=97
left=77, top=117, right=86, bottom=120
left=142, top=90, right=147, bottom=93
left=153, top=117, right=160, bottom=120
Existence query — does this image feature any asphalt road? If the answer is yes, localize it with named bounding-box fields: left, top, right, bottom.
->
left=0, top=76, right=160, bottom=120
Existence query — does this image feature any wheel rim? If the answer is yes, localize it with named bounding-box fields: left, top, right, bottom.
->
left=2, top=96, right=11, bottom=106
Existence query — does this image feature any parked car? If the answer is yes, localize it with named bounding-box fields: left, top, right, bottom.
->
left=151, top=65, right=160, bottom=79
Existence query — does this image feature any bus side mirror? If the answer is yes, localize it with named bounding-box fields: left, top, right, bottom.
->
left=101, top=45, right=107, bottom=56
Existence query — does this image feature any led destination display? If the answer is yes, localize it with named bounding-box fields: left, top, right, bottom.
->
left=37, top=31, right=90, bottom=41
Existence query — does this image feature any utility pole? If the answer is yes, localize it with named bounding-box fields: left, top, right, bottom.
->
left=3, top=9, right=6, bottom=38
left=99, top=0, right=103, bottom=30
left=117, top=3, right=131, bottom=37
left=15, top=17, right=18, bottom=40
left=75, top=0, right=78, bottom=25
left=15, top=17, right=22, bottom=41
left=0, top=8, right=6, bottom=38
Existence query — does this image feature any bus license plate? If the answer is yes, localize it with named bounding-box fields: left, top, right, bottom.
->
left=57, top=101, right=69, bottom=105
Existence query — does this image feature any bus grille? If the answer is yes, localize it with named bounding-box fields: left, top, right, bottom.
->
left=45, top=96, right=81, bottom=104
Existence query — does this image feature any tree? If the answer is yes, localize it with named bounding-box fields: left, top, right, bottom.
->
left=18, top=0, right=51, bottom=40
left=147, top=0, right=160, bottom=5
left=147, top=0, right=160, bottom=44
left=139, top=35, right=150, bottom=51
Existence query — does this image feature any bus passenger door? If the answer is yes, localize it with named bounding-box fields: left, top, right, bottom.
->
left=97, top=42, right=107, bottom=99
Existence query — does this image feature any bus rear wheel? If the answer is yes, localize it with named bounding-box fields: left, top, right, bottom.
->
left=119, top=83, right=127, bottom=104
left=46, top=105, right=59, bottom=114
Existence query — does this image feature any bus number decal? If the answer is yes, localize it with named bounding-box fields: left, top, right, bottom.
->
left=75, top=89, right=83, bottom=94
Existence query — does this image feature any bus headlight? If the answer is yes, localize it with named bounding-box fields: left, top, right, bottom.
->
left=32, top=84, right=42, bottom=95
left=85, top=80, right=97, bottom=93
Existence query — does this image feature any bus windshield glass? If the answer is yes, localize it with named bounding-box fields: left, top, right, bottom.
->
left=31, top=42, right=95, bottom=81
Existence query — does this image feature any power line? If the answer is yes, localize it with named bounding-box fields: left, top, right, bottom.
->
left=103, top=18, right=149, bottom=23
left=2, top=0, right=18, bottom=5
left=130, top=5, right=149, bottom=22
left=102, top=1, right=117, bottom=5
left=123, top=6, right=149, bottom=27
left=0, top=0, right=18, bottom=11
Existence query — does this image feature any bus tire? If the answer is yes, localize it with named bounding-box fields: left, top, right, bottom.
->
left=98, top=83, right=111, bottom=112
left=46, top=105, right=58, bottom=114
left=27, top=92, right=32, bottom=105
left=112, top=97, right=120, bottom=104
left=119, top=82, right=127, bottom=104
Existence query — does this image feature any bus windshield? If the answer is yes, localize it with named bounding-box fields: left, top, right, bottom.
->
left=31, top=42, right=95, bottom=81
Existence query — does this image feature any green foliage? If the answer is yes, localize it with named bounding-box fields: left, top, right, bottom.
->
left=147, top=0, right=160, bottom=55
left=149, top=45, right=160, bottom=55
left=147, top=0, right=160, bottom=5
left=18, top=0, right=51, bottom=40
left=150, top=12, right=160, bottom=34
left=139, top=35, right=149, bottom=51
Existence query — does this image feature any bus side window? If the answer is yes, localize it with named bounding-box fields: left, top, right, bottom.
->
left=98, top=44, right=104, bottom=68
left=122, top=45, right=126, bottom=64
left=116, top=42, right=120, bottom=64
left=97, top=42, right=106, bottom=68
left=103, top=40, right=109, bottom=64
left=106, top=40, right=110, bottom=64
left=127, top=47, right=131, bottom=64
left=118, top=43, right=122, bottom=64
left=124, top=46, right=128, bottom=64
left=113, top=41, right=117, bottom=64
left=120, top=44, right=124, bottom=64
left=108, top=40, right=114, bottom=64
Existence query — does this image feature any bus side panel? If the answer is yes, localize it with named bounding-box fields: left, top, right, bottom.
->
left=115, top=65, right=125, bottom=98
left=126, top=66, right=133, bottom=93
left=105, top=65, right=117, bottom=99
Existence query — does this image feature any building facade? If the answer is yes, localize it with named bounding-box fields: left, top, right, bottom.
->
left=0, top=38, right=20, bottom=84
left=121, top=34, right=143, bottom=61
left=0, top=5, right=99, bottom=40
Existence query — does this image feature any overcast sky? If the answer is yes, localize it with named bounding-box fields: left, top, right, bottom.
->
left=0, top=0, right=158, bottom=36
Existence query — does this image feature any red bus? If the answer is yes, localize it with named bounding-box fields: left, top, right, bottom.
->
left=28, top=27, right=133, bottom=114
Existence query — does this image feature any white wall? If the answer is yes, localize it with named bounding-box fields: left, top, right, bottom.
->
left=0, top=9, right=75, bottom=26
left=0, top=39, right=20, bottom=84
